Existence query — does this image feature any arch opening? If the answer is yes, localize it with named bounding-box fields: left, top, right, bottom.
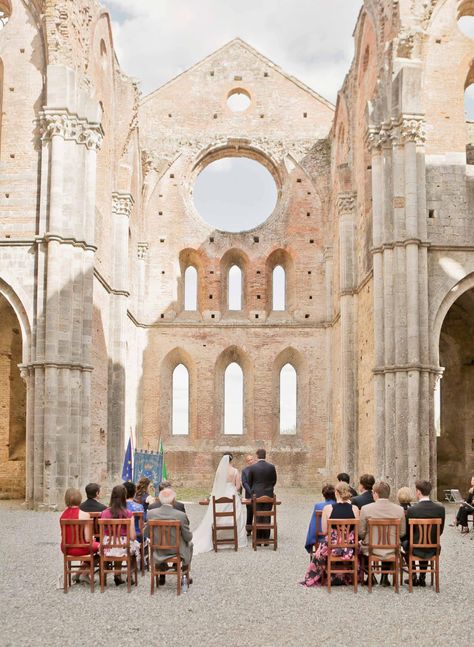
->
left=272, top=265, right=286, bottom=311
left=228, top=265, right=242, bottom=311
left=279, top=363, right=297, bottom=435
left=224, top=362, right=244, bottom=435
left=184, top=266, right=198, bottom=311
left=172, top=364, right=189, bottom=436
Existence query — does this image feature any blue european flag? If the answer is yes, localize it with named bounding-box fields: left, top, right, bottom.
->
left=121, top=437, right=132, bottom=481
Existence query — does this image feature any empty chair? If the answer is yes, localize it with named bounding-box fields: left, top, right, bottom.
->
left=367, top=518, right=401, bottom=592
left=148, top=520, right=191, bottom=596
left=251, top=495, right=278, bottom=551
left=212, top=495, right=238, bottom=552
left=326, top=519, right=360, bottom=593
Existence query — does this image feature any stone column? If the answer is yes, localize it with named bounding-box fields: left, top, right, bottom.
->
left=337, top=193, right=357, bottom=476
left=324, top=247, right=333, bottom=476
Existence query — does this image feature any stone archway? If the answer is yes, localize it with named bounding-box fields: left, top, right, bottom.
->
left=0, top=293, right=26, bottom=498
left=437, top=287, right=474, bottom=493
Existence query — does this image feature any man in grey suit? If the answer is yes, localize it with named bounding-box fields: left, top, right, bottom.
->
left=359, top=481, right=406, bottom=586
left=145, top=488, right=193, bottom=584
left=148, top=480, right=187, bottom=514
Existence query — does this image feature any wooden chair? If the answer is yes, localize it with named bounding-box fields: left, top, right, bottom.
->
left=88, top=512, right=101, bottom=540
left=60, top=519, right=95, bottom=593
left=326, top=519, right=359, bottom=592
left=148, top=520, right=191, bottom=596
left=98, top=518, right=138, bottom=593
left=404, top=518, right=442, bottom=592
left=132, top=511, right=146, bottom=574
left=367, top=518, right=401, bottom=593
left=252, top=495, right=278, bottom=551
left=310, top=510, right=323, bottom=560
left=212, top=495, right=238, bottom=552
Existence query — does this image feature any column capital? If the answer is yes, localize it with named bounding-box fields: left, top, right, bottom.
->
left=137, top=242, right=149, bottom=260
left=391, top=116, right=426, bottom=145
left=336, top=191, right=357, bottom=215
left=112, top=192, right=135, bottom=218
left=39, top=109, right=104, bottom=150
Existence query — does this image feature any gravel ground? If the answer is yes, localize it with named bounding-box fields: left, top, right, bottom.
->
left=0, top=491, right=472, bottom=647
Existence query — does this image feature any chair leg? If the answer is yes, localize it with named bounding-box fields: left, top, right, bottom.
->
left=64, top=559, right=68, bottom=594
left=150, top=562, right=155, bottom=595
left=354, top=555, right=358, bottom=593
left=127, top=559, right=131, bottom=593
left=90, top=558, right=94, bottom=593
left=394, top=557, right=399, bottom=593
left=100, top=559, right=105, bottom=593
left=177, top=562, right=181, bottom=596
left=368, top=558, right=373, bottom=593
left=408, top=558, right=413, bottom=593
left=327, top=560, right=332, bottom=593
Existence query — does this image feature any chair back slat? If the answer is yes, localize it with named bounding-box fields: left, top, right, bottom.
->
left=88, top=512, right=101, bottom=537
left=367, top=518, right=401, bottom=550
left=60, top=519, right=93, bottom=551
left=327, top=519, right=359, bottom=550
left=132, top=511, right=145, bottom=534
left=98, top=518, right=131, bottom=552
left=148, top=520, right=180, bottom=553
left=408, top=518, right=441, bottom=550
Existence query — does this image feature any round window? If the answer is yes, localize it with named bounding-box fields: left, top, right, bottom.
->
left=193, top=157, right=278, bottom=232
left=227, top=89, right=251, bottom=112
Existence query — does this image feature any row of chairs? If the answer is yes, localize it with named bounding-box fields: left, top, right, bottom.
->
left=211, top=495, right=278, bottom=551
left=310, top=512, right=442, bottom=593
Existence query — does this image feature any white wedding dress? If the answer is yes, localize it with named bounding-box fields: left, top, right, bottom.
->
left=193, top=455, right=247, bottom=554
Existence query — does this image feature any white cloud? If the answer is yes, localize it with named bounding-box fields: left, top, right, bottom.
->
left=103, top=0, right=363, bottom=102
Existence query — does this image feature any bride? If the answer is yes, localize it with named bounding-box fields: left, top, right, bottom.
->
left=193, top=453, right=247, bottom=554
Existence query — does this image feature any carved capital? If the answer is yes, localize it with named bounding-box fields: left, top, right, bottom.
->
left=399, top=117, right=426, bottom=145
left=40, top=110, right=104, bottom=150
left=112, top=192, right=135, bottom=218
left=337, top=192, right=357, bottom=215
left=137, top=242, right=149, bottom=260
left=366, top=124, right=390, bottom=151
left=368, top=117, right=426, bottom=149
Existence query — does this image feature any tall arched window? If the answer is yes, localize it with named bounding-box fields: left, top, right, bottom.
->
left=172, top=364, right=189, bottom=435
left=228, top=265, right=242, bottom=311
left=184, top=266, right=198, bottom=311
left=224, top=362, right=243, bottom=434
left=272, top=265, right=286, bottom=311
left=280, top=363, right=297, bottom=434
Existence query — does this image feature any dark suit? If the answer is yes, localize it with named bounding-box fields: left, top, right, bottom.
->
left=403, top=499, right=445, bottom=559
left=79, top=498, right=107, bottom=513
left=148, top=499, right=186, bottom=514
left=351, top=489, right=374, bottom=509
left=241, top=465, right=253, bottom=529
left=246, top=459, right=277, bottom=539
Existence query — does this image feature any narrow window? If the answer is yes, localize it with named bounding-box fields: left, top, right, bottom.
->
left=272, top=265, right=286, bottom=311
left=280, top=363, right=297, bottom=435
left=224, top=362, right=243, bottom=435
left=228, top=265, right=242, bottom=310
left=172, top=364, right=189, bottom=435
left=184, top=266, right=198, bottom=311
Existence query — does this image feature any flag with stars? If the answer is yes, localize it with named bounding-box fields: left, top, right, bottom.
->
left=121, top=437, right=132, bottom=481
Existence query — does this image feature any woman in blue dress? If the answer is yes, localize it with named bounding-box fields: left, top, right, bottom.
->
left=305, top=484, right=337, bottom=553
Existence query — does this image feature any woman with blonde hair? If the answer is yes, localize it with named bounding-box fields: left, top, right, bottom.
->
left=301, top=482, right=360, bottom=587
left=397, top=486, right=413, bottom=512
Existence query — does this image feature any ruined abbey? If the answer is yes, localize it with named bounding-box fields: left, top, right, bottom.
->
left=0, top=0, right=473, bottom=507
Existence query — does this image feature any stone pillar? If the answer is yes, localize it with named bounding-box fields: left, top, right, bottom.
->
left=107, top=193, right=134, bottom=481
left=337, top=193, right=357, bottom=476
left=324, top=247, right=333, bottom=477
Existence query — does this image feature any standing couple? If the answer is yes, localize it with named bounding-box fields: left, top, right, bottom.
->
left=193, top=449, right=277, bottom=554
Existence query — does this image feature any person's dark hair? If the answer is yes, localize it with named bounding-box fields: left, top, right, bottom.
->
left=134, top=477, right=150, bottom=501
left=109, top=485, right=128, bottom=518
left=256, top=448, right=266, bottom=459
left=415, top=479, right=432, bottom=497
left=322, top=484, right=336, bottom=501
left=85, top=483, right=101, bottom=499
left=373, top=481, right=390, bottom=499
left=224, top=452, right=233, bottom=462
left=123, top=481, right=136, bottom=499
left=360, top=474, right=375, bottom=491
left=337, top=473, right=350, bottom=484
left=158, top=480, right=171, bottom=492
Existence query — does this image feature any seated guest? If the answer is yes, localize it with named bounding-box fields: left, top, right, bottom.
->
left=101, top=484, right=139, bottom=585
left=148, top=480, right=187, bottom=513
left=79, top=483, right=107, bottom=513
left=450, top=475, right=474, bottom=533
left=402, top=479, right=445, bottom=587
left=145, top=488, right=193, bottom=585
left=337, top=472, right=357, bottom=498
left=352, top=474, right=375, bottom=509
left=304, top=484, right=336, bottom=553
left=133, top=477, right=151, bottom=518
left=60, top=487, right=99, bottom=557
left=301, top=482, right=360, bottom=587
left=123, top=481, right=144, bottom=537
left=397, top=486, right=414, bottom=512
left=359, top=481, right=406, bottom=586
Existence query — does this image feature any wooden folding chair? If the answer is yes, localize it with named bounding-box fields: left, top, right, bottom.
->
left=98, top=518, right=138, bottom=593
left=310, top=510, right=323, bottom=560
left=405, top=518, right=441, bottom=592
left=252, top=495, right=278, bottom=551
left=148, top=520, right=191, bottom=596
left=326, top=519, right=359, bottom=592
left=212, top=495, right=238, bottom=552
left=60, top=519, right=95, bottom=593
left=367, top=518, right=401, bottom=593
left=132, top=511, right=146, bottom=574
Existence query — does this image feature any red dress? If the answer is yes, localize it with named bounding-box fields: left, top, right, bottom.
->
left=60, top=507, right=99, bottom=556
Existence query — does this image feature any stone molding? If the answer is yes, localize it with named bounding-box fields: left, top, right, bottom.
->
left=19, top=361, right=94, bottom=373
left=137, top=242, right=149, bottom=260
left=373, top=363, right=443, bottom=376
left=36, top=234, right=97, bottom=252
left=112, top=192, right=135, bottom=218
left=367, top=116, right=426, bottom=150
left=336, top=191, right=357, bottom=214
left=93, top=269, right=130, bottom=297
left=372, top=239, right=430, bottom=253
left=40, top=110, right=104, bottom=150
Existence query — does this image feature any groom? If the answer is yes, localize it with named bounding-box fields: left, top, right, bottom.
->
left=246, top=448, right=277, bottom=539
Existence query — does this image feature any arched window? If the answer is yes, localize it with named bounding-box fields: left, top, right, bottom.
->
left=228, top=265, right=242, bottom=311
left=172, top=364, right=189, bottom=435
left=224, top=362, right=243, bottom=435
left=272, top=265, right=286, bottom=311
left=184, top=266, right=198, bottom=311
left=280, top=363, right=297, bottom=435
left=0, top=2, right=10, bottom=29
